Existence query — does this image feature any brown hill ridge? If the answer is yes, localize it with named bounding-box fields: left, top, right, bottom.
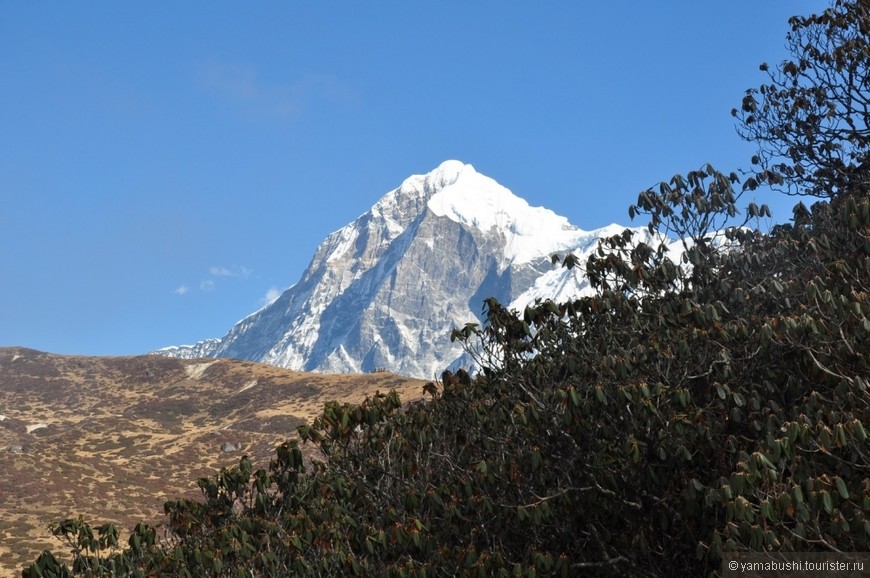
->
left=0, top=347, right=426, bottom=576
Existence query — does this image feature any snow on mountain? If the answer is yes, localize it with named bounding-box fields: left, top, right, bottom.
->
left=157, top=338, right=221, bottom=360
left=156, top=161, right=660, bottom=378
left=426, top=161, right=583, bottom=263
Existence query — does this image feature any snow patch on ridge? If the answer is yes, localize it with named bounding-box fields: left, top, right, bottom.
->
left=325, top=226, right=360, bottom=263
left=185, top=361, right=216, bottom=380
left=237, top=379, right=258, bottom=394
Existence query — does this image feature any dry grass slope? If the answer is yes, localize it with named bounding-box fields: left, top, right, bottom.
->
left=0, top=347, right=427, bottom=577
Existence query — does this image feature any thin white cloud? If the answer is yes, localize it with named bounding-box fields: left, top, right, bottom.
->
left=196, top=60, right=350, bottom=122
left=176, top=266, right=253, bottom=297
left=260, top=287, right=282, bottom=307
left=209, top=266, right=234, bottom=277
left=209, top=265, right=253, bottom=278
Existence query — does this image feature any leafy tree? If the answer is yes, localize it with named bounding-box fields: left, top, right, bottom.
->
left=734, top=0, right=870, bottom=198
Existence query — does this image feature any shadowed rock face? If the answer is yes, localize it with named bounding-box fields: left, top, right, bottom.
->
left=159, top=161, right=640, bottom=378
left=0, top=347, right=425, bottom=576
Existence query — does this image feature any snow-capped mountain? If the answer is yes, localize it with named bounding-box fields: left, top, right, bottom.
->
left=158, top=161, right=657, bottom=378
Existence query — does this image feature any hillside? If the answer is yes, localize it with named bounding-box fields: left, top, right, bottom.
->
left=0, top=347, right=425, bottom=576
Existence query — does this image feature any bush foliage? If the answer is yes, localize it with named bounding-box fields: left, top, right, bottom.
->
left=25, top=1, right=870, bottom=576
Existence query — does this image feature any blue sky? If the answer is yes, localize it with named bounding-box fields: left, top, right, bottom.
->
left=1, top=1, right=825, bottom=356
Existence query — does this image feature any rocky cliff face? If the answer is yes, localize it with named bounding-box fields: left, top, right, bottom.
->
left=158, top=161, right=651, bottom=378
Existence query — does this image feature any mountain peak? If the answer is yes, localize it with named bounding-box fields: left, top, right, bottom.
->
left=424, top=159, right=471, bottom=190
left=157, top=163, right=656, bottom=378
left=424, top=163, right=585, bottom=263
left=365, top=161, right=478, bottom=243
left=389, top=160, right=472, bottom=204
